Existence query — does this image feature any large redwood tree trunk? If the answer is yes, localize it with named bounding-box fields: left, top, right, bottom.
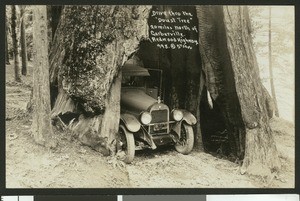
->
left=223, top=6, right=280, bottom=176
left=32, top=6, right=57, bottom=148
left=196, top=5, right=280, bottom=177
left=49, top=5, right=151, bottom=155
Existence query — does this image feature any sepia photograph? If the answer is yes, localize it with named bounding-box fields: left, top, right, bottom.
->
left=5, top=5, right=295, bottom=188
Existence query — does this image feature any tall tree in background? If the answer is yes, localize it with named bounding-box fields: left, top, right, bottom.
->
left=5, top=13, right=10, bottom=64
left=20, top=5, right=28, bottom=75
left=11, top=5, right=21, bottom=82
left=268, top=7, right=279, bottom=117
left=32, top=6, right=56, bottom=148
left=249, top=6, right=294, bottom=121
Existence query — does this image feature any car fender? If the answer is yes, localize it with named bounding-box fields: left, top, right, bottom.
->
left=181, top=110, right=197, bottom=125
left=176, top=110, right=197, bottom=126
left=172, top=110, right=196, bottom=138
left=120, top=113, right=141, bottom=133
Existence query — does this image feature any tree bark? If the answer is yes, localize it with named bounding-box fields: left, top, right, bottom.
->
left=96, top=71, right=122, bottom=154
left=195, top=70, right=205, bottom=150
left=196, top=5, right=280, bottom=177
left=32, top=6, right=57, bottom=148
left=224, top=6, right=280, bottom=176
left=11, top=5, right=21, bottom=82
left=20, top=5, right=28, bottom=76
left=196, top=5, right=245, bottom=159
left=49, top=6, right=151, bottom=154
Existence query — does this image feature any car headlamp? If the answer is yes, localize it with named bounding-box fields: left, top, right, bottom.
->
left=172, top=110, right=183, bottom=121
left=141, top=112, right=152, bottom=125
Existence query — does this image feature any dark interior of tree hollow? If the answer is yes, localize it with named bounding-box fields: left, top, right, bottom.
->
left=199, top=86, right=229, bottom=156
left=135, top=46, right=231, bottom=157
left=133, top=5, right=232, bottom=157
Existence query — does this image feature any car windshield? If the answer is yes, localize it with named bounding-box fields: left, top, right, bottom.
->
left=122, top=75, right=146, bottom=88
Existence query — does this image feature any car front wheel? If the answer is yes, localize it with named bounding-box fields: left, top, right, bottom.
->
left=118, top=124, right=135, bottom=163
left=175, top=123, right=194, bottom=154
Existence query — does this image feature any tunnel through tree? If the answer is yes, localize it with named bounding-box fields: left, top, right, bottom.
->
left=49, top=5, right=280, bottom=177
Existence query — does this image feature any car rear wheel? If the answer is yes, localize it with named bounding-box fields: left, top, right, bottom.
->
left=118, top=124, right=135, bottom=163
left=175, top=124, right=194, bottom=154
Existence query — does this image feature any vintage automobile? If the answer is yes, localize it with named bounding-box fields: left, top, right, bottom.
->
left=118, top=63, right=197, bottom=163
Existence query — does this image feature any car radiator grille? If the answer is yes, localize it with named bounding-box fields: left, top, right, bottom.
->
left=150, top=109, right=168, bottom=123
left=149, top=109, right=169, bottom=135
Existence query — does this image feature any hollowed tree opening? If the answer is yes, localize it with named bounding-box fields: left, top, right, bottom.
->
left=134, top=5, right=244, bottom=159
left=200, top=86, right=229, bottom=155
left=49, top=5, right=254, bottom=162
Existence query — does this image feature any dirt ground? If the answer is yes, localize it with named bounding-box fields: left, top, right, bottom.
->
left=5, top=62, right=295, bottom=188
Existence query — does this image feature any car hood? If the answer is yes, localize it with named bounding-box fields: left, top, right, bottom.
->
left=121, top=88, right=157, bottom=112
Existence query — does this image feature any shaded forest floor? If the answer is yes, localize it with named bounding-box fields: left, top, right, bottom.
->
left=5, top=62, right=294, bottom=188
